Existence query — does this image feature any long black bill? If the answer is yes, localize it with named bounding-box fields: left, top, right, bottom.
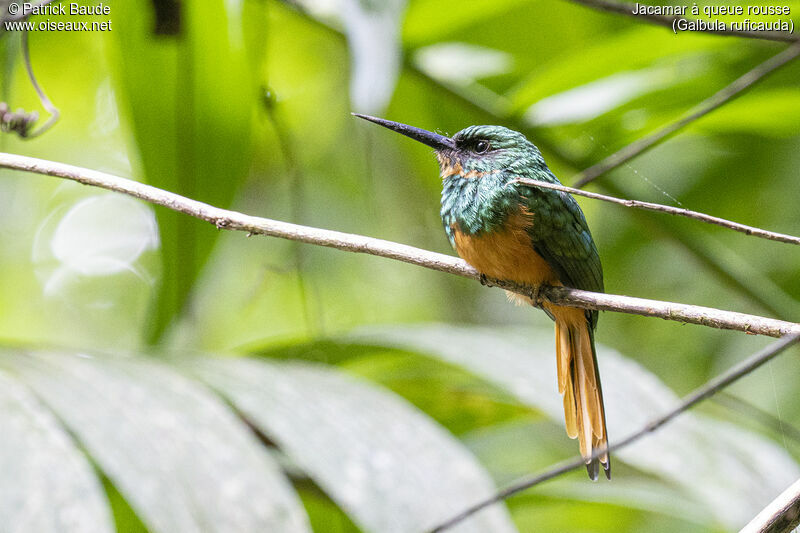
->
left=353, top=113, right=455, bottom=151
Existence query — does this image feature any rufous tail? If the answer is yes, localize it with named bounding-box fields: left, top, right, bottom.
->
left=554, top=316, right=610, bottom=480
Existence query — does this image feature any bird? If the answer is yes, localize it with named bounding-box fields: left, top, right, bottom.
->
left=354, top=113, right=610, bottom=480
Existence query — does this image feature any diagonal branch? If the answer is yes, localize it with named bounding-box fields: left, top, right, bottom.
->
left=511, top=178, right=800, bottom=245
left=597, top=181, right=795, bottom=322
left=430, top=333, right=800, bottom=533
left=565, top=0, right=798, bottom=42
left=1, top=152, right=798, bottom=338
left=741, top=477, right=800, bottom=533
left=572, top=41, right=800, bottom=188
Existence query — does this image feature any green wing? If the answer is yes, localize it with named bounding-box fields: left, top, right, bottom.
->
left=519, top=180, right=604, bottom=326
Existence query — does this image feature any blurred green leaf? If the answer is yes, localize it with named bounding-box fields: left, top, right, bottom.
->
left=110, top=0, right=262, bottom=343
left=413, top=42, right=514, bottom=86
left=691, top=89, right=800, bottom=137
left=341, top=349, right=532, bottom=435
left=347, top=323, right=800, bottom=529
left=2, top=0, right=800, bottom=531
left=508, top=29, right=733, bottom=112
left=0, top=29, right=20, bottom=100
left=2, top=350, right=311, bottom=533
left=0, top=368, right=113, bottom=532
left=293, top=482, right=363, bottom=533
left=461, top=421, right=719, bottom=532
left=102, top=475, right=150, bottom=533
left=505, top=493, right=715, bottom=533
left=189, top=357, right=518, bottom=533
left=402, top=0, right=533, bottom=46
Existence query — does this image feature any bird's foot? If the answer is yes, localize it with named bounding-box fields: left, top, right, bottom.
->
left=529, top=284, right=544, bottom=308
left=479, top=274, right=494, bottom=287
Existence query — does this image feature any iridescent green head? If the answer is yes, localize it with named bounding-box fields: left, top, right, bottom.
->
left=353, top=114, right=547, bottom=180
left=354, top=114, right=561, bottom=239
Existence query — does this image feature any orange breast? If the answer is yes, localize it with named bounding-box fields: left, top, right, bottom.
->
left=452, top=208, right=559, bottom=288
left=453, top=208, right=580, bottom=320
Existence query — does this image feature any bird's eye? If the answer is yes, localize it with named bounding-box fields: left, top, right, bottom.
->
left=475, top=140, right=490, bottom=154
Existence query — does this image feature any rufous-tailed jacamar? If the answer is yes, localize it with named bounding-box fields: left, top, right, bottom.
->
left=355, top=114, right=610, bottom=480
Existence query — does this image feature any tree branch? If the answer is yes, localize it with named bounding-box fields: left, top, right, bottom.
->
left=572, top=41, right=800, bottom=188
left=430, top=333, right=800, bottom=533
left=741, top=477, right=800, bottom=533
left=511, top=178, right=800, bottom=245
left=597, top=181, right=795, bottom=322
left=1, top=152, right=798, bottom=337
left=565, top=0, right=798, bottom=42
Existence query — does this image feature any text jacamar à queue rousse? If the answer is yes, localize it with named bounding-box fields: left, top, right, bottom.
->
left=631, top=3, right=791, bottom=16
left=630, top=2, right=793, bottom=33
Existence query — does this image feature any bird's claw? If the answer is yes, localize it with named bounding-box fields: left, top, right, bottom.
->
left=529, top=284, right=544, bottom=308
left=479, top=274, right=493, bottom=287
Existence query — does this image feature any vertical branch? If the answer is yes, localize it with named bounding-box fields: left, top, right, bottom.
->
left=19, top=30, right=59, bottom=138
left=265, top=102, right=323, bottom=337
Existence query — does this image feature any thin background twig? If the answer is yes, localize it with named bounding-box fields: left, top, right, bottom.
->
left=264, top=94, right=324, bottom=337
left=429, top=333, right=800, bottom=532
left=19, top=30, right=59, bottom=138
left=511, top=178, right=800, bottom=245
left=1, top=0, right=61, bottom=138
left=572, top=41, right=800, bottom=187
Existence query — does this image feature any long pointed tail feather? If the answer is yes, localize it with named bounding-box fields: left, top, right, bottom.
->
left=555, top=316, right=610, bottom=480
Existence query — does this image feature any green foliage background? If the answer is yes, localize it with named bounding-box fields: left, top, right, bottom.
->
left=1, top=0, right=799, bottom=531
